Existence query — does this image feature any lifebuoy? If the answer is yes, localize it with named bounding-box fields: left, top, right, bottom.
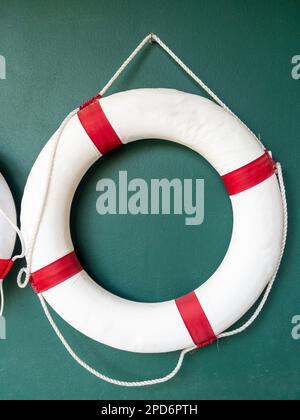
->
left=21, top=88, right=284, bottom=353
left=0, top=173, right=17, bottom=316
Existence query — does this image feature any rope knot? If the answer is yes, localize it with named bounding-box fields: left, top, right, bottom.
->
left=149, top=33, right=155, bottom=44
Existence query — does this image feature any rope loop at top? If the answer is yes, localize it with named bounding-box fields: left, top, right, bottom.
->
left=99, top=33, right=264, bottom=149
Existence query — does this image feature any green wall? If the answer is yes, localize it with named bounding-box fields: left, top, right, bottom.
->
left=0, top=0, right=299, bottom=400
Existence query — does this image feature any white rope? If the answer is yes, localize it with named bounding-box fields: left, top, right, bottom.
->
left=38, top=293, right=196, bottom=387
left=17, top=33, right=287, bottom=387
left=0, top=207, right=26, bottom=262
left=100, top=34, right=153, bottom=97
left=0, top=206, right=26, bottom=317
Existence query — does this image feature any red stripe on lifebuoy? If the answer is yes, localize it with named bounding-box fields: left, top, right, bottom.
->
left=175, top=291, right=216, bottom=347
left=78, top=99, right=123, bottom=155
left=222, top=151, right=276, bottom=196
left=31, top=252, right=82, bottom=293
left=0, top=259, right=14, bottom=280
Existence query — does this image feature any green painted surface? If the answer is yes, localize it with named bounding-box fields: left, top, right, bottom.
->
left=0, top=0, right=299, bottom=400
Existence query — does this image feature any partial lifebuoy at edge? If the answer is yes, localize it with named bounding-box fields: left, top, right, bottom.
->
left=0, top=173, right=17, bottom=316
left=20, top=89, right=284, bottom=353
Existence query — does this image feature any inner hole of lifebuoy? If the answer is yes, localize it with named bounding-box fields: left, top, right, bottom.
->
left=70, top=139, right=233, bottom=303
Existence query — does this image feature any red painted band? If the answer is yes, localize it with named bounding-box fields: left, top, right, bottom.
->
left=31, top=252, right=82, bottom=293
left=222, top=151, right=276, bottom=196
left=78, top=99, right=123, bottom=155
left=0, top=259, right=14, bottom=281
left=175, top=291, right=216, bottom=347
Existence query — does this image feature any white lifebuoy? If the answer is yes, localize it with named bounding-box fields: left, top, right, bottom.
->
left=0, top=173, right=17, bottom=316
left=21, top=88, right=284, bottom=353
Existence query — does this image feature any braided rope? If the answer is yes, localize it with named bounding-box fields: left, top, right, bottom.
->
left=39, top=293, right=196, bottom=387
left=100, top=34, right=152, bottom=97
left=17, top=33, right=287, bottom=387
left=0, top=206, right=26, bottom=316
left=0, top=207, right=26, bottom=262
